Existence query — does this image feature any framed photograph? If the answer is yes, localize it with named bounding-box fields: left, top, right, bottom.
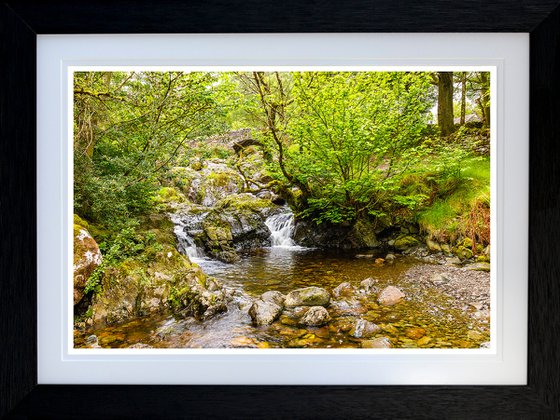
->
left=1, top=1, right=559, bottom=418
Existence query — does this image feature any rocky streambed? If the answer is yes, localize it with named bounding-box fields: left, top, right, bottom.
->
left=75, top=248, right=490, bottom=349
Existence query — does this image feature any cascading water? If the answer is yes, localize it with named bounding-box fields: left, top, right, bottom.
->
left=265, top=208, right=297, bottom=247
left=170, top=211, right=207, bottom=260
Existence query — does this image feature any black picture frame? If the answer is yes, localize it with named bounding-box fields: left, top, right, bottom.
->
left=1, top=1, right=559, bottom=418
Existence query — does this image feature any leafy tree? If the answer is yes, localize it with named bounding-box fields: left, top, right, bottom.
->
left=74, top=71, right=227, bottom=227
left=238, top=71, right=435, bottom=224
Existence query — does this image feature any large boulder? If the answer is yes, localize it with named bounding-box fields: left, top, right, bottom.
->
left=377, top=286, right=405, bottom=306
left=261, top=291, right=285, bottom=308
left=393, top=235, right=420, bottom=251
left=293, top=219, right=379, bottom=249
left=91, top=247, right=229, bottom=326
left=299, top=306, right=331, bottom=326
left=73, top=219, right=102, bottom=305
left=248, top=299, right=283, bottom=326
left=196, top=194, right=276, bottom=262
left=285, top=287, right=330, bottom=307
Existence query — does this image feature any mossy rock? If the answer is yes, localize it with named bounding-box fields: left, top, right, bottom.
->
left=460, top=237, right=473, bottom=249
left=216, top=193, right=274, bottom=213
left=393, top=235, right=420, bottom=251
left=476, top=255, right=490, bottom=263
left=352, top=219, right=379, bottom=248
left=456, top=246, right=473, bottom=260
left=155, top=187, right=185, bottom=204
left=426, top=238, right=442, bottom=252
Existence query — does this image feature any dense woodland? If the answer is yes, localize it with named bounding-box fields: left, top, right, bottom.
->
left=73, top=71, right=491, bottom=344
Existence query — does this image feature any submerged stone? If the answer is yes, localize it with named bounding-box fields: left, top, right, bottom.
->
left=332, top=282, right=356, bottom=298
left=377, top=286, right=405, bottom=306
left=349, top=319, right=381, bottom=338
left=359, top=278, right=378, bottom=295
left=361, top=337, right=392, bottom=348
left=405, top=327, right=426, bottom=340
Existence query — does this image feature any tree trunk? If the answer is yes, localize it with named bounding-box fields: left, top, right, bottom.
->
left=478, top=72, right=491, bottom=129
left=437, top=72, right=455, bottom=137
left=460, top=72, right=467, bottom=125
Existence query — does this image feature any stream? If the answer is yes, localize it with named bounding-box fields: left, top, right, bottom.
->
left=75, top=208, right=490, bottom=349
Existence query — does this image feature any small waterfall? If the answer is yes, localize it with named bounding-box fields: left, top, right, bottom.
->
left=265, top=209, right=296, bottom=247
left=171, top=211, right=207, bottom=260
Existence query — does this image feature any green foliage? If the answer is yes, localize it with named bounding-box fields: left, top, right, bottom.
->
left=418, top=157, right=490, bottom=243
left=83, top=220, right=163, bottom=295
left=74, top=71, right=231, bottom=228
left=74, top=70, right=491, bottom=257
left=237, top=71, right=437, bottom=224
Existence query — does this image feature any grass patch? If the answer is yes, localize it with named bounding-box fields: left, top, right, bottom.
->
left=418, top=157, right=490, bottom=246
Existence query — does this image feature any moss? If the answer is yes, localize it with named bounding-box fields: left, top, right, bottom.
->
left=207, top=171, right=235, bottom=187
left=456, top=246, right=473, bottom=260
left=393, top=235, right=420, bottom=251
left=74, top=214, right=89, bottom=229
left=154, top=187, right=185, bottom=204
left=216, top=194, right=272, bottom=213
left=461, top=237, right=473, bottom=249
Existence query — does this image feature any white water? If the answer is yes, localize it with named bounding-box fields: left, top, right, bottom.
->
left=265, top=210, right=297, bottom=247
left=171, top=212, right=206, bottom=260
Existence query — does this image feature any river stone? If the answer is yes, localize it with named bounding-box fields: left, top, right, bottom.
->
left=128, top=343, right=153, bottom=349
left=467, top=262, right=491, bottom=272
left=430, top=273, right=450, bottom=286
left=446, top=256, right=463, bottom=266
left=299, top=306, right=331, bottom=326
left=405, top=327, right=426, bottom=339
left=261, top=291, right=285, bottom=307
left=417, top=336, right=432, bottom=346
left=285, top=287, right=330, bottom=307
left=329, top=298, right=367, bottom=317
left=377, top=286, right=405, bottom=306
left=332, top=282, right=356, bottom=298
left=248, top=299, right=283, bottom=326
left=359, top=278, right=378, bottom=295
left=361, top=337, right=392, bottom=348
left=385, top=253, right=396, bottom=262
left=85, top=334, right=100, bottom=348
left=349, top=319, right=381, bottom=338
left=426, top=238, right=442, bottom=252
left=230, top=336, right=256, bottom=347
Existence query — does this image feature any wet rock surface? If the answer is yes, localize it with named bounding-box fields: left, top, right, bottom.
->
left=299, top=306, right=331, bottom=326
left=285, top=287, right=331, bottom=307
left=76, top=252, right=490, bottom=349
left=248, top=299, right=283, bottom=326
left=73, top=222, right=102, bottom=305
